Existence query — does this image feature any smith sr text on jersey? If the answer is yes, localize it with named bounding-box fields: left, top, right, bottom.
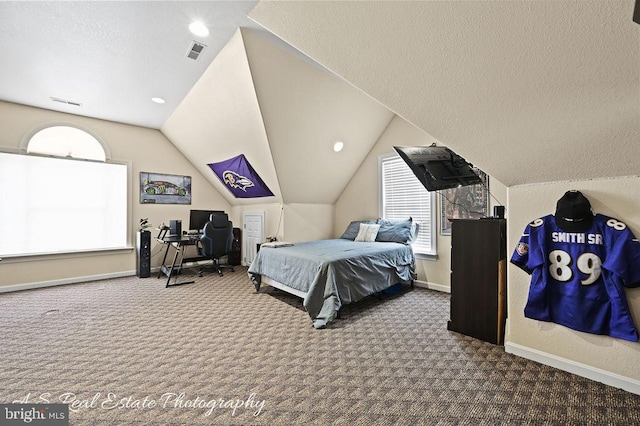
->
left=551, top=232, right=603, bottom=245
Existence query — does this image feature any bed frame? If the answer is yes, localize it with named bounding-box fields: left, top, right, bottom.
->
left=258, top=276, right=307, bottom=299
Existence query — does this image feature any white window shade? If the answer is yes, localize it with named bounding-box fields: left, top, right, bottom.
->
left=0, top=152, right=128, bottom=256
left=380, top=154, right=436, bottom=256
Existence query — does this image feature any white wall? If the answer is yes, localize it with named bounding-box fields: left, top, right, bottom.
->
left=233, top=202, right=333, bottom=239
left=282, top=203, right=334, bottom=242
left=0, top=101, right=230, bottom=288
left=507, top=178, right=640, bottom=386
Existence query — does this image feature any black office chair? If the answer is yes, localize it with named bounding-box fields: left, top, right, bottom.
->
left=198, top=213, right=235, bottom=277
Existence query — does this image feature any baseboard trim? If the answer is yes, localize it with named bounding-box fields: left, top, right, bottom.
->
left=0, top=261, right=229, bottom=293
left=505, top=341, right=640, bottom=395
left=414, top=279, right=450, bottom=293
left=0, top=271, right=136, bottom=293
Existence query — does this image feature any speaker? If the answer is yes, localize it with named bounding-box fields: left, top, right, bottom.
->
left=136, top=231, right=151, bottom=278
left=229, top=227, right=242, bottom=266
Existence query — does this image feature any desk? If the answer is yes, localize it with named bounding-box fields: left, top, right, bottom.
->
left=157, top=236, right=201, bottom=287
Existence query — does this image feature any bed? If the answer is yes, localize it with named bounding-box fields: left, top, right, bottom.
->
left=248, top=218, right=418, bottom=328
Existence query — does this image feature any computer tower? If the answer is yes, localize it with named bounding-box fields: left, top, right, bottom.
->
left=136, top=231, right=151, bottom=278
left=229, top=227, right=242, bottom=266
left=169, top=219, right=182, bottom=236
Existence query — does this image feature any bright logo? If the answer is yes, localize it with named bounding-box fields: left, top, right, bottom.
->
left=223, top=170, right=255, bottom=192
left=516, top=242, right=528, bottom=256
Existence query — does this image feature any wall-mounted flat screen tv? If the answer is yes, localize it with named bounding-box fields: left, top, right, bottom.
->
left=394, top=145, right=482, bottom=192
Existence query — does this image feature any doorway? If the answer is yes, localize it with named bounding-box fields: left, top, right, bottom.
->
left=242, top=211, right=264, bottom=266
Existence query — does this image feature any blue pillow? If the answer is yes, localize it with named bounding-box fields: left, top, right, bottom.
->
left=340, top=220, right=377, bottom=240
left=375, top=218, right=418, bottom=244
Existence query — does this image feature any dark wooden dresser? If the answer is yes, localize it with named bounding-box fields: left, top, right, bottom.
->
left=447, top=218, right=507, bottom=344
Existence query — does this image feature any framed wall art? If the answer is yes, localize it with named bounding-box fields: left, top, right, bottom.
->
left=140, top=172, right=191, bottom=204
left=440, top=169, right=489, bottom=235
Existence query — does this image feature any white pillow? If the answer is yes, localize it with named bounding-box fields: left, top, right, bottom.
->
left=355, top=223, right=380, bottom=242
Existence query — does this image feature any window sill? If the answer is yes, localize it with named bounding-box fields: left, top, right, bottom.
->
left=415, top=252, right=437, bottom=261
left=0, top=247, right=134, bottom=264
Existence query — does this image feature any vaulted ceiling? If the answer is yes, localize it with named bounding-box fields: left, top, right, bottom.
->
left=249, top=1, right=640, bottom=188
left=2, top=1, right=638, bottom=205
left=0, top=1, right=261, bottom=129
left=161, top=28, right=394, bottom=206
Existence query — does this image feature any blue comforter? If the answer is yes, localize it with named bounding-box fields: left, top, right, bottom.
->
left=248, top=239, right=415, bottom=328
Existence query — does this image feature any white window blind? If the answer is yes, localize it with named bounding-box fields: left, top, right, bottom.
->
left=380, top=154, right=436, bottom=256
left=0, top=152, right=128, bottom=256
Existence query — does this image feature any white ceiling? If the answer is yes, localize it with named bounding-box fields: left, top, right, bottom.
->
left=162, top=27, right=395, bottom=206
left=3, top=1, right=639, bottom=196
left=0, top=0, right=399, bottom=207
left=0, top=1, right=260, bottom=129
left=250, top=1, right=640, bottom=188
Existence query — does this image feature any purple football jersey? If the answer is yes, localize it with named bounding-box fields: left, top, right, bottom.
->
left=511, top=214, right=640, bottom=342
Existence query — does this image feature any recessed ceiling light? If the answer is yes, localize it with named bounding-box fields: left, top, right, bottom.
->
left=189, top=21, right=209, bottom=38
left=333, top=141, right=344, bottom=152
left=151, top=97, right=166, bottom=104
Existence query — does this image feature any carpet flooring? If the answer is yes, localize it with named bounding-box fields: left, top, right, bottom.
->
left=1, top=266, right=639, bottom=425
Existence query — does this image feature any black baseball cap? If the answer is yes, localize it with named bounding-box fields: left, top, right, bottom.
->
left=554, top=190, right=594, bottom=232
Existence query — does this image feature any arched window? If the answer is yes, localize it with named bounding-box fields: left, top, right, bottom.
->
left=27, top=125, right=107, bottom=161
left=0, top=125, right=128, bottom=256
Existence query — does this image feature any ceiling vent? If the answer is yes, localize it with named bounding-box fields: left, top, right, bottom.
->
left=50, top=97, right=82, bottom=107
left=187, top=41, right=206, bottom=60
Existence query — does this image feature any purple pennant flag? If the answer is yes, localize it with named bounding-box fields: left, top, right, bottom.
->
left=208, top=154, right=274, bottom=198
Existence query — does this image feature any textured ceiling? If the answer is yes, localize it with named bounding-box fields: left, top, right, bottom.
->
left=162, top=28, right=394, bottom=206
left=161, top=29, right=281, bottom=206
left=4, top=1, right=638, bottom=199
left=241, top=28, right=394, bottom=205
left=249, top=0, right=640, bottom=188
left=0, top=1, right=259, bottom=129
left=0, top=1, right=398, bottom=207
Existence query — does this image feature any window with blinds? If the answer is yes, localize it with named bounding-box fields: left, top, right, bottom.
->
left=0, top=126, right=129, bottom=257
left=379, top=153, right=436, bottom=257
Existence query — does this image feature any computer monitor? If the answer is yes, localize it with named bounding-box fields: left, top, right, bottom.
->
left=189, top=209, right=224, bottom=232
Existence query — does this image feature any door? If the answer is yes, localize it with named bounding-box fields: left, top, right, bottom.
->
left=243, top=211, right=264, bottom=266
